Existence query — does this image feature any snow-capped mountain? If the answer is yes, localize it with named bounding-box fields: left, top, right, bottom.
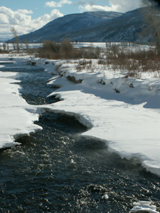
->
left=16, top=8, right=146, bottom=43
left=67, top=8, right=145, bottom=42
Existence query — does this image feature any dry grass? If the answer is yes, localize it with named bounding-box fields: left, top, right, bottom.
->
left=38, top=39, right=81, bottom=59
left=98, top=59, right=107, bottom=65
left=76, top=59, right=92, bottom=72
left=0, top=48, right=9, bottom=54
left=38, top=41, right=160, bottom=78
left=105, top=44, right=160, bottom=77
left=38, top=40, right=102, bottom=60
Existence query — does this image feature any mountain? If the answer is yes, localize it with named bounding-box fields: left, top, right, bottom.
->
left=16, top=8, right=146, bottom=43
left=63, top=8, right=146, bottom=43
left=16, top=11, right=122, bottom=43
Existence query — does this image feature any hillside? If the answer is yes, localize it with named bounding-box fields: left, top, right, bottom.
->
left=15, top=8, right=147, bottom=43
left=64, top=8, right=146, bottom=42
left=17, top=11, right=122, bottom=43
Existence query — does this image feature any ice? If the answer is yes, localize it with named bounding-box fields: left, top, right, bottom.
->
left=1, top=51, right=160, bottom=178
left=0, top=70, right=42, bottom=149
left=45, top=58, right=160, bottom=177
left=102, top=194, right=109, bottom=200
left=129, top=201, right=159, bottom=213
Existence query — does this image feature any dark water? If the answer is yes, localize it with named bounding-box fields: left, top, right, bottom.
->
left=0, top=61, right=160, bottom=213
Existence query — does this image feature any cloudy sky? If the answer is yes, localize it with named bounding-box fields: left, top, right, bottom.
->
left=0, top=0, right=141, bottom=41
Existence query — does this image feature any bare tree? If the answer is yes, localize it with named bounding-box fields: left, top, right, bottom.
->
left=11, top=27, right=20, bottom=52
left=3, top=43, right=6, bottom=51
left=23, top=39, right=29, bottom=52
left=5, top=41, right=9, bottom=51
left=141, top=0, right=160, bottom=54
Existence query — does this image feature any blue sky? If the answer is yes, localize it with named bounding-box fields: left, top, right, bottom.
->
left=0, top=0, right=141, bottom=41
left=0, top=0, right=112, bottom=19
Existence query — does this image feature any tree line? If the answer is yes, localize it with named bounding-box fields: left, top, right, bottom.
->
left=2, top=0, right=160, bottom=55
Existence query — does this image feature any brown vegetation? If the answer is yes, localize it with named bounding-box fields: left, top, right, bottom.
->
left=38, top=40, right=160, bottom=78
left=38, top=39, right=77, bottom=59
left=38, top=40, right=101, bottom=59
left=106, top=44, right=160, bottom=77
left=140, top=0, right=160, bottom=55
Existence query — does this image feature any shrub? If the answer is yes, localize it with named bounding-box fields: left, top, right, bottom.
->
left=105, top=46, right=160, bottom=77
left=60, top=39, right=77, bottom=59
left=38, top=40, right=60, bottom=59
left=111, top=44, right=119, bottom=56
left=38, top=39, right=105, bottom=60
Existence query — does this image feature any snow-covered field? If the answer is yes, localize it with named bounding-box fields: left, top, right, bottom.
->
left=0, top=51, right=160, bottom=212
left=42, top=58, right=160, bottom=177
left=0, top=43, right=42, bottom=51
left=0, top=41, right=151, bottom=52
left=0, top=56, right=42, bottom=149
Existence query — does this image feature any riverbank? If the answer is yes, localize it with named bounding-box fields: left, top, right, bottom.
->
left=0, top=54, right=160, bottom=179
left=40, top=57, right=160, bottom=178
left=0, top=54, right=160, bottom=212
left=0, top=56, right=42, bottom=149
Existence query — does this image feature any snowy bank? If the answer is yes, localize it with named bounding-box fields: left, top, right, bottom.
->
left=0, top=54, right=160, bottom=211
left=1, top=53, right=160, bottom=178
left=43, top=59, right=160, bottom=178
left=129, top=201, right=159, bottom=213
left=0, top=68, right=42, bottom=149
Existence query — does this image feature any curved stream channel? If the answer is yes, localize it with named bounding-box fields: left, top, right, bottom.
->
left=0, top=62, right=160, bottom=212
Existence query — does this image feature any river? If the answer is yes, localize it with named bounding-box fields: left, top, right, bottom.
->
left=0, top=61, right=159, bottom=212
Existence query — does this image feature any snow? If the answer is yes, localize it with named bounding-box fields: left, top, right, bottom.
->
left=0, top=43, right=42, bottom=51
left=1, top=52, right=160, bottom=177
left=73, top=42, right=107, bottom=49
left=0, top=51, right=160, bottom=212
left=129, top=201, right=159, bottom=213
left=1, top=53, right=160, bottom=178
left=0, top=61, right=15, bottom=64
left=0, top=66, right=42, bottom=149
left=44, top=58, right=160, bottom=178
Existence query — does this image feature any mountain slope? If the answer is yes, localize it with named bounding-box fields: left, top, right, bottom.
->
left=17, top=11, right=123, bottom=43
left=16, top=8, right=146, bottom=43
left=62, top=8, right=145, bottom=42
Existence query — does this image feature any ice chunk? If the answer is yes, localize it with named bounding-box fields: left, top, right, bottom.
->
left=129, top=201, right=159, bottom=213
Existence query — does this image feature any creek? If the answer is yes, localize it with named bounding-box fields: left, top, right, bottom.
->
left=0, top=62, right=159, bottom=212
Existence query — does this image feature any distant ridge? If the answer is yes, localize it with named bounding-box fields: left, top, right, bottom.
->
left=11, top=8, right=147, bottom=43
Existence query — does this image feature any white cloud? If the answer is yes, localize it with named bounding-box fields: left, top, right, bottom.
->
left=17, top=9, right=33, bottom=14
left=0, top=13, right=9, bottom=24
left=79, top=0, right=141, bottom=13
left=31, top=9, right=63, bottom=30
left=45, top=0, right=72, bottom=8
left=108, top=0, right=142, bottom=12
left=0, top=6, right=63, bottom=41
left=79, top=4, right=118, bottom=12
left=45, top=1, right=57, bottom=7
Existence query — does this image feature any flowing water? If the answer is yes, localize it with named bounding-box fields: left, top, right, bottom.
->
left=0, top=61, right=160, bottom=213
